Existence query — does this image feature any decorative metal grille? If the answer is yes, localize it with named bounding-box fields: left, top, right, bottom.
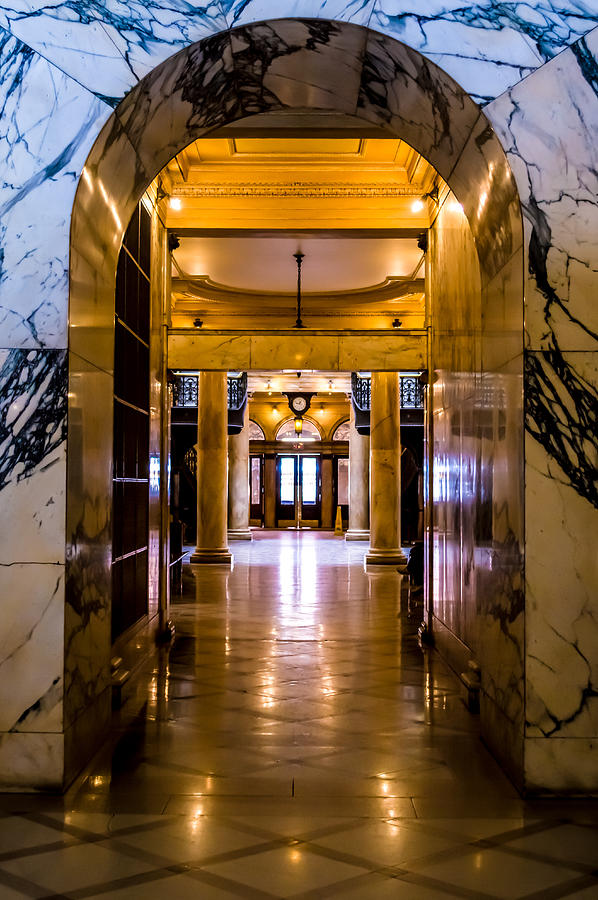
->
left=183, top=446, right=197, bottom=477
left=351, top=373, right=371, bottom=411
left=172, top=375, right=198, bottom=407
left=172, top=373, right=248, bottom=410
left=227, top=372, right=248, bottom=411
left=400, top=375, right=424, bottom=409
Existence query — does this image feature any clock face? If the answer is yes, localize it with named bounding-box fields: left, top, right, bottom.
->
left=292, top=396, right=307, bottom=413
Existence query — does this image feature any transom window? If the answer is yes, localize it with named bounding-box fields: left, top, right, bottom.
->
left=248, top=420, right=265, bottom=440
left=276, top=418, right=321, bottom=440
left=332, top=420, right=350, bottom=441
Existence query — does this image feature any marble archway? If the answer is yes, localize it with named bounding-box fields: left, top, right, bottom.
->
left=65, top=19, right=525, bottom=789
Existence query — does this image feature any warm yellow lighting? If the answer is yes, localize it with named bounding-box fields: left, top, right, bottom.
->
left=170, top=196, right=182, bottom=210
left=294, top=417, right=303, bottom=435
left=411, top=198, right=425, bottom=212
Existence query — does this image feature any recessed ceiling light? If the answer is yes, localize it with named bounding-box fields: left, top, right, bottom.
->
left=170, top=196, right=182, bottom=210
left=411, top=198, right=425, bottom=213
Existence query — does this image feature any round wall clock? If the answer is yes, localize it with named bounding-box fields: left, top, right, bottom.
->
left=291, top=396, right=307, bottom=413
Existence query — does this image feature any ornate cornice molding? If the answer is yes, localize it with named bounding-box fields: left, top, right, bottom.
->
left=172, top=274, right=425, bottom=309
left=171, top=182, right=423, bottom=199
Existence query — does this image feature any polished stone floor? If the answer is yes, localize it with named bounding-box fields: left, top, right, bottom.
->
left=1, top=532, right=598, bottom=899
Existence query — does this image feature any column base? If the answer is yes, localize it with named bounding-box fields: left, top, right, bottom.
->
left=345, top=529, right=370, bottom=542
left=190, top=548, right=233, bottom=566
left=228, top=529, right=253, bottom=541
left=365, top=548, right=408, bottom=571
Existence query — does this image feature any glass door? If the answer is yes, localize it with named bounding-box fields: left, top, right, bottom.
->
left=276, top=455, right=298, bottom=526
left=299, top=455, right=321, bottom=527
left=275, top=455, right=321, bottom=528
left=250, top=454, right=264, bottom=525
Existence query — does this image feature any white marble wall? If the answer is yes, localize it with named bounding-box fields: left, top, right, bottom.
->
left=1, top=2, right=596, bottom=109
left=0, top=351, right=67, bottom=788
left=486, top=28, right=598, bottom=792
left=0, top=8, right=596, bottom=791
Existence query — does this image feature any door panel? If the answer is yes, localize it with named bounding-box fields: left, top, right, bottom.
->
left=300, top=455, right=321, bottom=526
left=333, top=455, right=349, bottom=528
left=276, top=455, right=298, bottom=526
left=275, top=455, right=322, bottom=527
left=250, top=454, right=264, bottom=525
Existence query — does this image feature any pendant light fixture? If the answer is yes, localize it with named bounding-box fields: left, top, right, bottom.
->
left=293, top=250, right=305, bottom=329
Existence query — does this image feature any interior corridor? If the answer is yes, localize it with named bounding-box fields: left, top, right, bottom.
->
left=1, top=533, right=598, bottom=899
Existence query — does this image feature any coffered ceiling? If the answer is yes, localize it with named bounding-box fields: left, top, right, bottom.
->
left=161, top=118, right=440, bottom=330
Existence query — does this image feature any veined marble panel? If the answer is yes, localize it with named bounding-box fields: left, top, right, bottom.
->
left=448, top=116, right=523, bottom=285
left=169, top=332, right=252, bottom=369
left=65, top=353, right=112, bottom=729
left=114, top=29, right=235, bottom=179
left=482, top=247, right=524, bottom=374
left=526, top=347, right=597, bottom=516
left=429, top=194, right=482, bottom=386
left=0, top=349, right=67, bottom=563
left=525, top=351, right=598, bottom=741
left=70, top=116, right=151, bottom=372
left=223, top=0, right=376, bottom=30
left=0, top=3, right=227, bottom=104
left=486, top=27, right=598, bottom=353
left=250, top=333, right=340, bottom=371
left=0, top=29, right=109, bottom=349
left=525, top=737, right=598, bottom=793
left=429, top=194, right=525, bottom=776
left=338, top=333, right=426, bottom=371
left=369, top=1, right=598, bottom=105
left=0, top=564, right=63, bottom=734
left=230, top=18, right=367, bottom=116
left=357, top=29, right=481, bottom=185
left=0, top=731, right=63, bottom=791
left=1, top=0, right=594, bottom=112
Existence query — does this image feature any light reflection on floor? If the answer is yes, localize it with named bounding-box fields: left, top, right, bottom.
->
left=1, top=532, right=597, bottom=899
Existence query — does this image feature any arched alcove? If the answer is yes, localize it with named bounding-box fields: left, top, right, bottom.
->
left=67, top=19, right=524, bottom=789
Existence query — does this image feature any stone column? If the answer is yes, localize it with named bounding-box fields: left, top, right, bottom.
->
left=365, top=372, right=407, bottom=568
left=190, top=372, right=232, bottom=566
left=346, top=406, right=370, bottom=541
left=228, top=405, right=252, bottom=540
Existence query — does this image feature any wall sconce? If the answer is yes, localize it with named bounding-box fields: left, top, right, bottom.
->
left=193, top=318, right=203, bottom=328
left=294, top=416, right=303, bottom=435
left=392, top=318, right=402, bottom=328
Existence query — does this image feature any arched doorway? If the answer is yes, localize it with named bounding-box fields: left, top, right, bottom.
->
left=67, top=20, right=524, bottom=789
